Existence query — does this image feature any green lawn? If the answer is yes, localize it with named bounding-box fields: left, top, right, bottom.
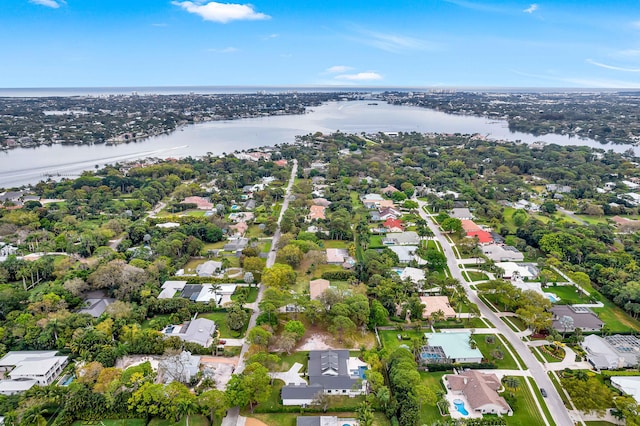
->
left=252, top=412, right=390, bottom=426
left=199, top=311, right=249, bottom=338
left=502, top=316, right=527, bottom=332
left=592, top=296, right=640, bottom=333
left=527, top=376, right=556, bottom=426
left=502, top=377, right=547, bottom=426
left=465, top=271, right=489, bottom=282
left=378, top=329, right=425, bottom=351
left=473, top=334, right=519, bottom=369
left=273, top=351, right=309, bottom=372
left=369, top=235, right=384, bottom=248
left=584, top=422, right=617, bottom=426
left=148, top=415, right=209, bottom=426
left=547, top=285, right=591, bottom=304
left=232, top=286, right=258, bottom=303
left=419, top=371, right=447, bottom=425
left=322, top=240, right=350, bottom=249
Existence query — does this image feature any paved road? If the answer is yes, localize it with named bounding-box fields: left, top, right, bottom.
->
left=416, top=199, right=575, bottom=426
left=222, top=159, right=298, bottom=426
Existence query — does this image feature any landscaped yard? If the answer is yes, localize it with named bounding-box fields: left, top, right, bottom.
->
left=232, top=286, right=258, bottom=303
left=473, top=334, right=519, bottom=369
left=148, top=415, right=209, bottom=426
left=378, top=329, right=425, bottom=351
left=547, top=285, right=591, bottom=304
left=419, top=371, right=447, bottom=425
left=502, top=377, right=547, bottom=426
left=273, top=351, right=309, bottom=372
left=593, top=297, right=640, bottom=333
left=369, top=235, right=384, bottom=248
left=251, top=412, right=390, bottom=426
left=464, top=271, right=489, bottom=282
left=322, top=240, right=350, bottom=249
left=199, top=310, right=249, bottom=338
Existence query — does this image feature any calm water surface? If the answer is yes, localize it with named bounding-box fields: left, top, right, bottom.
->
left=0, top=101, right=632, bottom=187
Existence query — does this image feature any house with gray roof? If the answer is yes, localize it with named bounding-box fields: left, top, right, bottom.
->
left=196, top=261, right=223, bottom=277
left=163, top=318, right=216, bottom=348
left=387, top=245, right=418, bottom=264
left=158, top=351, right=201, bottom=384
left=296, top=417, right=358, bottom=426
left=281, top=350, right=368, bottom=406
left=551, top=305, right=603, bottom=332
left=78, top=297, right=115, bottom=318
left=383, top=231, right=420, bottom=246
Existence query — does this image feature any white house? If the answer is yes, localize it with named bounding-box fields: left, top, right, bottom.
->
left=0, top=351, right=68, bottom=394
left=444, top=370, right=512, bottom=416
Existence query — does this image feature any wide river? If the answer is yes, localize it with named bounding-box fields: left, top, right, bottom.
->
left=0, top=100, right=634, bottom=188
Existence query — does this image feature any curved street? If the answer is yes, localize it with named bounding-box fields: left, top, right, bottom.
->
left=415, top=198, right=576, bottom=426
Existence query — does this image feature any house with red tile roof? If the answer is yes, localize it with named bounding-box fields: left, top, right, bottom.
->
left=467, top=230, right=493, bottom=244
left=182, top=196, right=213, bottom=210
left=383, top=218, right=404, bottom=232
left=308, top=205, right=327, bottom=221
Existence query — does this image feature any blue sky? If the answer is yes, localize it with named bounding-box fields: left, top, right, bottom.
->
left=2, top=0, right=640, bottom=88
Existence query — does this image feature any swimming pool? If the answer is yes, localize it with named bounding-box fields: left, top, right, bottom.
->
left=453, top=399, right=469, bottom=416
left=421, top=353, right=442, bottom=361
left=60, top=375, right=74, bottom=386
left=545, top=293, right=560, bottom=303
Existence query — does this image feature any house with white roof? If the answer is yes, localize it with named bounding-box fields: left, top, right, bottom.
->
left=399, top=267, right=425, bottom=283
left=387, top=246, right=418, bottom=264
left=495, top=262, right=538, bottom=280
left=383, top=231, right=420, bottom=246
left=158, top=280, right=188, bottom=299
left=0, top=351, right=68, bottom=394
left=163, top=318, right=216, bottom=347
left=481, top=244, right=524, bottom=262
left=611, top=376, right=640, bottom=403
left=582, top=334, right=640, bottom=370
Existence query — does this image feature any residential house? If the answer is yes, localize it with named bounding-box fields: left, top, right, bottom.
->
left=159, top=351, right=201, bottom=384
left=399, top=267, right=425, bottom=284
left=611, top=377, right=640, bottom=403
left=381, top=185, right=399, bottom=195
left=361, top=194, right=385, bottom=209
left=156, top=222, right=180, bottom=229
left=546, top=184, right=572, bottom=193
left=78, top=294, right=116, bottom=318
left=326, top=248, right=349, bottom=265
left=582, top=334, right=640, bottom=370
left=310, top=279, right=331, bottom=301
left=229, top=212, right=255, bottom=223
left=481, top=244, right=524, bottom=262
left=383, top=231, right=420, bottom=246
left=163, top=318, right=216, bottom=347
left=312, top=198, right=332, bottom=207
left=196, top=261, right=223, bottom=277
left=0, top=243, right=18, bottom=260
left=383, top=218, right=404, bottom=232
left=495, top=262, right=538, bottom=280
left=387, top=246, right=418, bottom=264
left=0, top=351, right=68, bottom=395
left=308, top=205, right=327, bottom=221
left=243, top=199, right=256, bottom=211
left=444, top=370, right=512, bottom=416
left=421, top=332, right=483, bottom=364
left=281, top=350, right=368, bottom=406
left=296, top=417, right=358, bottom=426
left=223, top=237, right=249, bottom=253
left=450, top=208, right=473, bottom=220
left=158, top=280, right=188, bottom=299
left=467, top=230, right=493, bottom=244
left=229, top=222, right=249, bottom=236
left=274, top=159, right=288, bottom=167
left=620, top=193, right=640, bottom=207
left=369, top=210, right=381, bottom=221
left=551, top=305, right=603, bottom=332
left=182, top=196, right=213, bottom=210
left=379, top=207, right=402, bottom=220
left=420, top=296, right=456, bottom=320
left=611, top=216, right=640, bottom=233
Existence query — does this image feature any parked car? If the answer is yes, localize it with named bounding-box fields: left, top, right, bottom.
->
left=540, top=388, right=547, bottom=397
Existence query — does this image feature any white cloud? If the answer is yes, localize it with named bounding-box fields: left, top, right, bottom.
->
left=152, top=23, right=168, bottom=27
left=523, top=4, right=538, bottom=14
left=29, top=0, right=65, bottom=8
left=326, top=65, right=353, bottom=74
left=351, top=28, right=436, bottom=53
left=444, top=0, right=505, bottom=13
left=172, top=1, right=270, bottom=23
left=335, top=72, right=383, bottom=81
left=207, top=47, right=238, bottom=53
left=619, top=49, right=640, bottom=57
left=262, top=33, right=278, bottom=40
left=587, top=59, right=640, bottom=72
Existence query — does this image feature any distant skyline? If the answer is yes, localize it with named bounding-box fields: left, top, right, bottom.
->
left=2, top=0, right=640, bottom=88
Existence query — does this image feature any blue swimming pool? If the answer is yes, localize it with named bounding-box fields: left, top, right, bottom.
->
left=454, top=399, right=469, bottom=416
left=421, top=353, right=442, bottom=361
left=545, top=293, right=560, bottom=303
left=61, top=375, right=74, bottom=386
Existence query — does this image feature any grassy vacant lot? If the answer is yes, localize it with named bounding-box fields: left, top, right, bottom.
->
left=419, top=371, right=447, bottom=425
left=473, top=334, right=519, bottom=369
left=379, top=329, right=425, bottom=351
left=251, top=412, right=390, bottom=426
left=464, top=271, right=489, bottom=282
left=322, top=240, right=350, bottom=249
left=199, top=311, right=249, bottom=338
left=502, top=377, right=546, bottom=426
